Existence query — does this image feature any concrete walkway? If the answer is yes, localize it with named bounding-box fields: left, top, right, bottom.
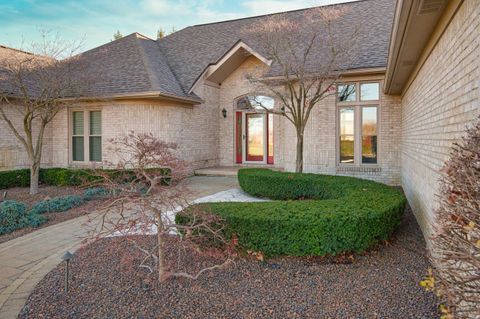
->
left=0, top=176, right=238, bottom=319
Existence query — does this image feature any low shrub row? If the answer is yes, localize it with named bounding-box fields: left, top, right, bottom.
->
left=0, top=187, right=109, bottom=235
left=30, top=195, right=85, bottom=215
left=0, top=201, right=47, bottom=235
left=0, top=168, right=101, bottom=189
left=178, top=169, right=406, bottom=257
left=0, top=167, right=171, bottom=189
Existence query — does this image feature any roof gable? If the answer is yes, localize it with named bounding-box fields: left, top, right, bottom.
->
left=159, top=0, right=396, bottom=93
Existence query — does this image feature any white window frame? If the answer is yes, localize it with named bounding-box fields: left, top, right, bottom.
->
left=69, top=107, right=102, bottom=165
left=336, top=81, right=380, bottom=167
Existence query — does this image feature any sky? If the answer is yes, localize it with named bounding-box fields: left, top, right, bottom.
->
left=0, top=0, right=357, bottom=53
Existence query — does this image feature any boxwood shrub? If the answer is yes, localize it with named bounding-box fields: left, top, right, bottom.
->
left=0, top=167, right=171, bottom=189
left=30, top=195, right=84, bottom=215
left=178, top=168, right=406, bottom=257
left=0, top=169, right=30, bottom=189
left=0, top=200, right=47, bottom=235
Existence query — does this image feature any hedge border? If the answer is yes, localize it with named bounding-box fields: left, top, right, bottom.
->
left=178, top=169, right=406, bottom=257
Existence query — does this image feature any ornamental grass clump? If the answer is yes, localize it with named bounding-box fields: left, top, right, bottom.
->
left=428, top=117, right=480, bottom=319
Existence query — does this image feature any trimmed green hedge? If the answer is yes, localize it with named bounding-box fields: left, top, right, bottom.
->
left=0, top=169, right=30, bottom=189
left=0, top=168, right=102, bottom=189
left=0, top=200, right=47, bottom=235
left=0, top=167, right=170, bottom=189
left=178, top=169, right=406, bottom=257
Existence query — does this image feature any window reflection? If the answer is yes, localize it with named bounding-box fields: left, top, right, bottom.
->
left=360, top=83, right=379, bottom=101
left=337, top=84, right=356, bottom=102
left=362, top=107, right=377, bottom=163
left=340, top=108, right=355, bottom=163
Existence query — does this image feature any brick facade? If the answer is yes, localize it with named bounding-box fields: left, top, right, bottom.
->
left=217, top=56, right=402, bottom=185
left=0, top=0, right=478, bottom=243
left=400, top=0, right=480, bottom=237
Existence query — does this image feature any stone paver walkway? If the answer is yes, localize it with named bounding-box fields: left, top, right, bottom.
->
left=0, top=176, right=238, bottom=319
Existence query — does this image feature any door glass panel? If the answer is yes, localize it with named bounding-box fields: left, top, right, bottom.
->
left=340, top=108, right=355, bottom=163
left=362, top=106, right=377, bottom=163
left=246, top=113, right=264, bottom=161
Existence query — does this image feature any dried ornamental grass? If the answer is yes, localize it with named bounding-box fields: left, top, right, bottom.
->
left=429, top=116, right=480, bottom=319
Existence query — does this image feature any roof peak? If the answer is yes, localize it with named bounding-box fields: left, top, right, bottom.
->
left=190, top=0, right=365, bottom=28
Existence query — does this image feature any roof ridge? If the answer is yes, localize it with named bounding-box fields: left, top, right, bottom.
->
left=155, top=41, right=190, bottom=95
left=134, top=36, right=162, bottom=92
left=189, top=0, right=365, bottom=28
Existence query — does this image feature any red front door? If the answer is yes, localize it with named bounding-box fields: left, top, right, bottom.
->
left=235, top=112, right=274, bottom=164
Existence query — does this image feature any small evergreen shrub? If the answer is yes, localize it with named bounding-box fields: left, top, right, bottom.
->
left=0, top=200, right=46, bottom=235
left=0, top=167, right=171, bottom=189
left=83, top=187, right=109, bottom=201
left=178, top=169, right=406, bottom=257
left=39, top=168, right=102, bottom=186
left=30, top=195, right=84, bottom=215
left=0, top=169, right=30, bottom=189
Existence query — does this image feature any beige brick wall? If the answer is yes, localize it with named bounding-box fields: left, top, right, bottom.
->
left=217, top=56, right=402, bottom=185
left=282, top=82, right=402, bottom=185
left=400, top=0, right=480, bottom=237
left=53, top=99, right=221, bottom=172
left=0, top=103, right=53, bottom=170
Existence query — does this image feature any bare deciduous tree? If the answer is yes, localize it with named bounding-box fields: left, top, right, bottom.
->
left=0, top=31, right=94, bottom=194
left=422, top=116, right=480, bottom=319
left=244, top=7, right=359, bottom=172
left=88, top=132, right=234, bottom=282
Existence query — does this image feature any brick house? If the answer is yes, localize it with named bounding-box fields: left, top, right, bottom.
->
left=0, top=0, right=478, bottom=241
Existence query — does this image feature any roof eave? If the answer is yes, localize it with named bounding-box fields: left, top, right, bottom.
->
left=384, top=0, right=463, bottom=95
left=188, top=40, right=271, bottom=94
left=62, top=91, right=203, bottom=105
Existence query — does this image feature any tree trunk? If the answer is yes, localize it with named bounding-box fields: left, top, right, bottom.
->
left=30, top=162, right=40, bottom=195
left=158, top=227, right=166, bottom=282
left=295, top=130, right=304, bottom=173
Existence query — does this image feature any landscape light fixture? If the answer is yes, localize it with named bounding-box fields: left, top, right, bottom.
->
left=61, top=251, right=74, bottom=293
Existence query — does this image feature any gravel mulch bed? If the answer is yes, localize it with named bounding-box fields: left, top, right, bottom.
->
left=19, top=206, right=439, bottom=319
left=0, top=185, right=101, bottom=245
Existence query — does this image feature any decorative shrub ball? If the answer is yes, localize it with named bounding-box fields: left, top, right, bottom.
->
left=178, top=169, right=406, bottom=257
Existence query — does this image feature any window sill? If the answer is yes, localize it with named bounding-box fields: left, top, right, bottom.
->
left=336, top=165, right=381, bottom=174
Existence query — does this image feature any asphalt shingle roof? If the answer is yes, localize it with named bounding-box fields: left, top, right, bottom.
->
left=75, top=33, right=197, bottom=100
left=1, top=0, right=396, bottom=101
left=159, top=0, right=396, bottom=93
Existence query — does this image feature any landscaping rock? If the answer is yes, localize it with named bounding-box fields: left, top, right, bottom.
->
left=19, top=206, right=438, bottom=318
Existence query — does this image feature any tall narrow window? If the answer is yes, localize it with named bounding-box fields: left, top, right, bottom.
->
left=89, top=111, right=102, bottom=162
left=340, top=108, right=355, bottom=163
left=362, top=107, right=377, bottom=163
left=72, top=111, right=84, bottom=161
